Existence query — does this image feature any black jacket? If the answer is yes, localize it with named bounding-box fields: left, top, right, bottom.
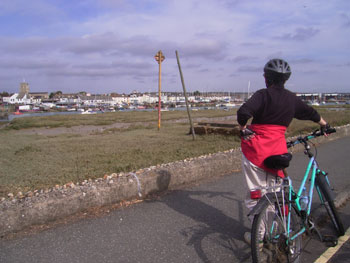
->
left=237, top=85, right=320, bottom=127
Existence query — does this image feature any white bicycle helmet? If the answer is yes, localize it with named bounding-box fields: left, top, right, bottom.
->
left=264, top=58, right=291, bottom=82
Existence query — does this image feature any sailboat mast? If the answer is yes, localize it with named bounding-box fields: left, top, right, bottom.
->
left=247, top=81, right=250, bottom=100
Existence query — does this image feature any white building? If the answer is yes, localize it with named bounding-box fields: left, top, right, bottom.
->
left=3, top=93, right=32, bottom=104
left=111, top=95, right=128, bottom=105
left=78, top=95, right=115, bottom=107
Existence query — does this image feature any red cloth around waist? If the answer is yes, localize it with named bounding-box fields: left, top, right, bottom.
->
left=241, top=124, right=287, bottom=178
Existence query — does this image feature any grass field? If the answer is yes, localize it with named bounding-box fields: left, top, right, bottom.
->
left=0, top=106, right=349, bottom=197
left=3, top=108, right=234, bottom=130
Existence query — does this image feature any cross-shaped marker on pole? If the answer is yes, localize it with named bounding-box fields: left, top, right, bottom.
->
left=154, top=50, right=165, bottom=130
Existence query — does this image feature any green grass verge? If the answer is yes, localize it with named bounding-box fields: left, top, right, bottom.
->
left=0, top=109, right=239, bottom=196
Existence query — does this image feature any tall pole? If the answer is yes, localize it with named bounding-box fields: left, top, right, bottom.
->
left=158, top=56, right=161, bottom=130
left=175, top=50, right=196, bottom=140
left=154, top=50, right=165, bottom=130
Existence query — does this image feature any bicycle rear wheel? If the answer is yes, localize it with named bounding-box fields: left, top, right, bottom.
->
left=316, top=173, right=345, bottom=236
left=251, top=200, right=301, bottom=263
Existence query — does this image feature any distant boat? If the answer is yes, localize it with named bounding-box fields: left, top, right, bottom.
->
left=224, top=103, right=236, bottom=107
left=308, top=101, right=320, bottom=106
left=216, top=103, right=236, bottom=108
left=81, top=109, right=97, bottom=114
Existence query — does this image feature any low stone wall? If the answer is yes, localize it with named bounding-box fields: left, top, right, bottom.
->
left=0, top=124, right=349, bottom=236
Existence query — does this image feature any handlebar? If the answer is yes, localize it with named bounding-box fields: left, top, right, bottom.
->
left=287, top=127, right=336, bottom=148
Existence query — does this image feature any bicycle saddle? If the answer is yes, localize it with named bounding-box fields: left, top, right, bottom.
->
left=264, top=153, right=292, bottom=170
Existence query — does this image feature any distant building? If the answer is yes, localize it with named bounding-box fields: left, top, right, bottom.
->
left=29, top=92, right=49, bottom=100
left=3, top=93, right=31, bottom=104
left=295, top=92, right=350, bottom=102
left=79, top=95, right=114, bottom=107
left=2, top=81, right=47, bottom=105
left=19, top=81, right=29, bottom=96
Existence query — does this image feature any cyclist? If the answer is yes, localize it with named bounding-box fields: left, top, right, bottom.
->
left=237, top=58, right=329, bottom=244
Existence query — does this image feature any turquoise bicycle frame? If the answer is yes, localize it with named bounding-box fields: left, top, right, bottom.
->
left=286, top=156, right=331, bottom=241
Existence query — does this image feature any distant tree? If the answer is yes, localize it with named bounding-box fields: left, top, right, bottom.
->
left=0, top=92, right=10, bottom=97
left=49, top=91, right=63, bottom=99
left=194, top=90, right=201, bottom=96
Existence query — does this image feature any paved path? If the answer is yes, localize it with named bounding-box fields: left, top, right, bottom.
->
left=314, top=226, right=350, bottom=263
left=1, top=136, right=350, bottom=263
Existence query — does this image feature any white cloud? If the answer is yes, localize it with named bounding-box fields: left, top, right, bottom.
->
left=0, top=0, right=349, bottom=93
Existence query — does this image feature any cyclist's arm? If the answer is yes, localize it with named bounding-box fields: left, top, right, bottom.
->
left=237, top=90, right=264, bottom=128
left=294, top=98, right=329, bottom=132
left=318, top=117, right=327, bottom=126
left=294, top=96, right=321, bottom=122
left=237, top=92, right=264, bottom=139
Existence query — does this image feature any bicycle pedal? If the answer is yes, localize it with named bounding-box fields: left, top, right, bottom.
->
left=322, top=235, right=338, bottom=247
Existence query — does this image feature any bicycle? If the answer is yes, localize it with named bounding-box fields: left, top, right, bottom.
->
left=249, top=127, right=345, bottom=263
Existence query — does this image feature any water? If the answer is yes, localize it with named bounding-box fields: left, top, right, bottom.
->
left=5, top=111, right=84, bottom=121
left=0, top=106, right=237, bottom=122
left=1, top=109, right=151, bottom=122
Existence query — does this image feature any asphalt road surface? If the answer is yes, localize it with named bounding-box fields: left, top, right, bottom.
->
left=1, top=136, right=350, bottom=263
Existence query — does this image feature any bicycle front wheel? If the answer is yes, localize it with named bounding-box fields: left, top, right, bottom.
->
left=316, top=173, right=345, bottom=236
left=251, top=200, right=301, bottom=263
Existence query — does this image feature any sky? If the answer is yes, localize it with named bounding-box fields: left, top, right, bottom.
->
left=0, top=0, right=349, bottom=94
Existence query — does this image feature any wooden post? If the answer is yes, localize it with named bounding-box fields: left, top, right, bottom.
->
left=175, top=50, right=196, bottom=140
left=154, top=50, right=165, bottom=130
left=158, top=57, right=161, bottom=130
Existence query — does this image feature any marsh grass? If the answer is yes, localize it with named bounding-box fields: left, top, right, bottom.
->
left=0, top=106, right=349, bottom=197
left=0, top=121, right=239, bottom=196
left=5, top=109, right=234, bottom=130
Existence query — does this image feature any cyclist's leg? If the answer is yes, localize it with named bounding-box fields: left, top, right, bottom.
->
left=242, top=154, right=283, bottom=241
left=242, top=154, right=283, bottom=213
left=242, top=154, right=267, bottom=220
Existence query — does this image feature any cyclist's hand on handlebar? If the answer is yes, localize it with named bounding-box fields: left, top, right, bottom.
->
left=320, top=123, right=335, bottom=136
left=240, top=127, right=255, bottom=141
